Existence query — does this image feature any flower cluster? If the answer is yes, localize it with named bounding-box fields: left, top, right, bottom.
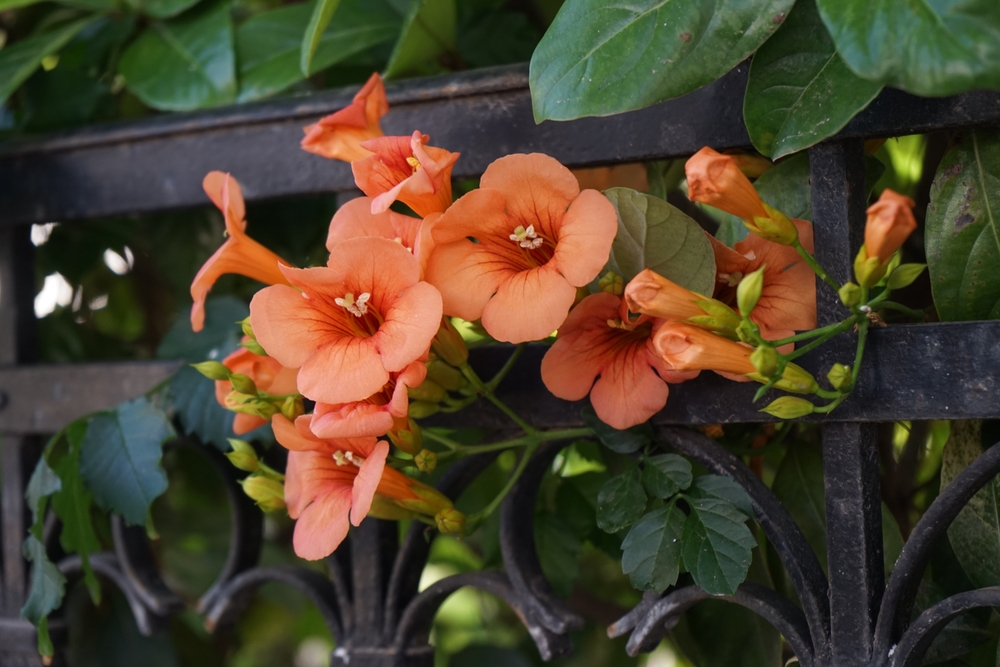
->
left=188, top=74, right=916, bottom=559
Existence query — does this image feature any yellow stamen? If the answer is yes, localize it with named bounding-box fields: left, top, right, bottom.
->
left=406, top=156, right=421, bottom=174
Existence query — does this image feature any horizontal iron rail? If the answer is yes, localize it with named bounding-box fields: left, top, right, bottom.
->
left=2, top=320, right=997, bottom=435
left=3, top=64, right=1000, bottom=226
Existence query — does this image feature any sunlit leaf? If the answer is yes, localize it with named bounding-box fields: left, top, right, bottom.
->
left=384, top=0, right=457, bottom=79
left=300, top=0, right=343, bottom=75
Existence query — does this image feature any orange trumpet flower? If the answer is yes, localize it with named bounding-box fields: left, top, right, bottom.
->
left=425, top=153, right=618, bottom=343
left=215, top=342, right=299, bottom=435
left=301, top=72, right=388, bottom=163
left=325, top=197, right=434, bottom=275
left=190, top=172, right=292, bottom=332
left=352, top=131, right=459, bottom=217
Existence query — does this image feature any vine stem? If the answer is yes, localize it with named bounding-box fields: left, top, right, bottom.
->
left=422, top=429, right=465, bottom=451
left=793, top=240, right=840, bottom=292
left=436, top=427, right=593, bottom=461
left=784, top=317, right=859, bottom=361
left=465, top=441, right=539, bottom=531
left=459, top=362, right=538, bottom=435
left=487, top=343, right=526, bottom=391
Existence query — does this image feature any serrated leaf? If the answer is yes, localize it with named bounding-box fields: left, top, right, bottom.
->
left=603, top=188, right=716, bottom=293
left=815, top=0, right=1000, bottom=97
left=300, top=0, right=343, bottom=75
left=118, top=1, right=236, bottom=111
left=621, top=502, right=686, bottom=591
left=688, top=475, right=753, bottom=517
left=157, top=296, right=247, bottom=362
left=641, top=454, right=692, bottom=499
left=926, top=131, right=1000, bottom=322
left=529, top=0, right=796, bottom=122
left=596, top=464, right=647, bottom=533
left=682, top=497, right=756, bottom=596
left=52, top=421, right=102, bottom=604
left=80, top=397, right=175, bottom=525
left=384, top=0, right=456, bottom=79
left=581, top=405, right=651, bottom=454
left=169, top=366, right=238, bottom=450
left=20, top=535, right=66, bottom=625
left=535, top=512, right=582, bottom=597
left=0, top=17, right=93, bottom=106
left=25, top=456, right=61, bottom=530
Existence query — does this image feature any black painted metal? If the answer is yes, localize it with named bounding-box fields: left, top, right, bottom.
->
left=3, top=62, right=1000, bottom=667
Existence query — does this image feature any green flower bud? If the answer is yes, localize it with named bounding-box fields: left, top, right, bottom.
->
left=224, top=393, right=278, bottom=419
left=280, top=395, right=304, bottom=421
left=435, top=507, right=466, bottom=534
left=414, top=449, right=437, bottom=473
left=760, top=396, right=815, bottom=420
left=387, top=418, right=422, bottom=455
left=407, top=379, right=446, bottom=404
left=737, top=267, right=765, bottom=317
left=749, top=203, right=798, bottom=245
left=226, top=439, right=259, bottom=473
left=431, top=318, right=468, bottom=367
left=398, top=485, right=454, bottom=516
left=426, top=359, right=466, bottom=391
left=192, top=361, right=231, bottom=381
left=886, top=263, right=926, bottom=290
left=826, top=363, right=853, bottom=392
left=774, top=363, right=820, bottom=394
left=853, top=245, right=886, bottom=288
left=750, top=345, right=778, bottom=378
left=241, top=338, right=267, bottom=356
left=239, top=317, right=256, bottom=341
left=691, top=298, right=742, bottom=332
left=598, top=271, right=624, bottom=296
left=367, top=495, right=420, bottom=521
left=241, top=475, right=285, bottom=512
left=408, top=401, right=440, bottom=419
left=838, top=282, right=862, bottom=308
left=735, top=319, right=760, bottom=344
left=230, top=373, right=258, bottom=395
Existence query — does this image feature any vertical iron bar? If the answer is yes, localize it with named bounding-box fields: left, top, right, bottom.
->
left=810, top=140, right=884, bottom=665
left=349, top=519, right=398, bottom=647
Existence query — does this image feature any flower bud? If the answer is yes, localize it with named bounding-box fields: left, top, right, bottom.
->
left=367, top=495, right=420, bottom=521
left=414, top=449, right=437, bottom=473
left=598, top=271, right=624, bottom=296
left=737, top=267, right=765, bottom=317
left=838, top=282, right=861, bottom=308
left=407, top=379, right=446, bottom=404
left=192, top=361, right=231, bottom=381
left=387, top=418, right=422, bottom=455
left=398, top=485, right=454, bottom=516
left=435, top=507, right=466, bottom=534
left=426, top=359, right=466, bottom=391
left=826, top=363, right=853, bottom=392
left=226, top=438, right=259, bottom=472
left=280, top=395, right=304, bottom=421
left=431, top=318, right=468, bottom=367
left=241, top=338, right=268, bottom=356
left=853, top=246, right=886, bottom=288
left=886, top=263, right=926, bottom=290
left=686, top=147, right=769, bottom=221
left=408, top=401, right=440, bottom=419
left=225, top=393, right=278, bottom=419
left=230, top=373, right=258, bottom=396
left=864, top=189, right=917, bottom=265
left=625, top=269, right=739, bottom=332
left=241, top=475, right=286, bottom=512
left=750, top=345, right=778, bottom=378
left=239, top=316, right=256, bottom=341
left=760, top=396, right=815, bottom=420
left=750, top=203, right=798, bottom=245
left=731, top=153, right=773, bottom=179
left=735, top=319, right=760, bottom=344
left=773, top=363, right=819, bottom=394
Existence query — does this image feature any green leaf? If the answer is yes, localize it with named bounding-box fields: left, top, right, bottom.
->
left=744, top=0, right=882, bottom=158
left=299, top=0, right=343, bottom=75
left=52, top=421, right=102, bottom=604
left=239, top=1, right=398, bottom=102
left=157, top=295, right=247, bottom=362
left=529, top=0, right=796, bottom=122
left=941, top=420, right=1000, bottom=589
left=771, top=441, right=827, bottom=570
left=0, top=0, right=43, bottom=11
left=20, top=535, right=66, bottom=625
left=688, top=475, right=753, bottom=517
left=384, top=0, right=457, bottom=79
left=0, top=17, right=93, bottom=106
left=914, top=580, right=993, bottom=663
left=815, top=0, right=1000, bottom=97
left=596, top=464, right=647, bottom=533
left=25, top=456, right=62, bottom=531
left=455, top=8, right=538, bottom=70
left=926, top=131, right=1000, bottom=322
left=80, top=397, right=175, bottom=525
left=886, top=263, right=926, bottom=290
left=602, top=187, right=716, bottom=293
left=681, top=496, right=756, bottom=596
left=534, top=512, right=582, bottom=597
left=641, top=453, right=692, bottom=499
left=580, top=405, right=652, bottom=454
left=620, top=502, right=686, bottom=591
left=673, top=597, right=781, bottom=667
left=118, top=1, right=236, bottom=111
left=129, top=0, right=201, bottom=19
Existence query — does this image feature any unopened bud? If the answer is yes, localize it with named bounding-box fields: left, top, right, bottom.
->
left=387, top=418, right=422, bottom=455
left=241, top=475, right=285, bottom=512
left=426, top=359, right=466, bottom=391
left=414, top=449, right=437, bottom=473
left=737, top=267, right=765, bottom=317
left=691, top=298, right=742, bottom=332
left=408, top=379, right=446, bottom=404
left=750, top=345, right=778, bottom=378
left=854, top=245, right=886, bottom=288
left=774, top=363, right=819, bottom=394
left=431, top=318, right=468, bottom=367
left=399, top=485, right=454, bottom=516
left=598, top=271, right=624, bottom=296
left=826, top=363, right=853, bottom=392
left=230, top=373, right=257, bottom=395
left=731, top=153, right=773, bottom=179
left=192, top=361, right=231, bottom=381
left=239, top=317, right=256, bottom=341
left=226, top=439, right=259, bottom=472
left=280, top=395, right=304, bottom=421
left=760, top=396, right=815, bottom=420
left=750, top=204, right=798, bottom=245
left=735, top=319, right=760, bottom=344
left=435, top=507, right=466, bottom=534
left=838, top=282, right=861, bottom=308
left=241, top=338, right=267, bottom=356
left=225, top=393, right=278, bottom=419
left=408, top=401, right=440, bottom=419
left=367, top=495, right=420, bottom=521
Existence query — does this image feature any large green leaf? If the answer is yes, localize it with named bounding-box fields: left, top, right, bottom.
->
left=673, top=597, right=781, bottom=667
left=687, top=475, right=753, bottom=517
left=118, top=1, right=236, bottom=111
left=52, top=421, right=102, bottom=603
left=528, top=0, right=796, bottom=122
left=534, top=512, right=582, bottom=597
left=80, top=397, right=175, bottom=525
left=640, top=453, right=692, bottom=499
left=596, top=464, right=647, bottom=533
left=299, top=0, right=343, bottom=75
left=681, top=497, right=755, bottom=596
left=913, top=580, right=993, bottom=664
left=941, top=420, right=1000, bottom=589
left=580, top=405, right=652, bottom=454
left=815, top=0, right=1000, bottom=97
left=926, top=131, right=1000, bottom=322
left=0, top=18, right=93, bottom=106
left=744, top=0, right=882, bottom=158
left=603, top=187, right=716, bottom=293
left=384, top=0, right=457, bottom=79
left=128, top=0, right=200, bottom=19
left=620, top=502, right=686, bottom=591
left=238, top=1, right=399, bottom=102
left=771, top=440, right=827, bottom=570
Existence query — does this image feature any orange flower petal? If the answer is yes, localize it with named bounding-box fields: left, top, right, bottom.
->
left=300, top=72, right=388, bottom=163
left=293, top=484, right=352, bottom=560
left=326, top=197, right=422, bottom=254
left=350, top=440, right=388, bottom=526
left=551, top=189, right=618, bottom=286
left=375, top=281, right=442, bottom=372
left=298, top=337, right=389, bottom=406
left=481, top=265, right=576, bottom=343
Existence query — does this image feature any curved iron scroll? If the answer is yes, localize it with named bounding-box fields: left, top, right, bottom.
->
left=888, top=587, right=1000, bottom=667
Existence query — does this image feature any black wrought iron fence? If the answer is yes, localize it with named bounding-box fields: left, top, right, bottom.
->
left=2, top=63, right=1000, bottom=667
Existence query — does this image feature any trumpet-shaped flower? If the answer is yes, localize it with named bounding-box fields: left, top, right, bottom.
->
left=425, top=153, right=618, bottom=343
left=309, top=360, right=427, bottom=439
left=249, top=237, right=442, bottom=405
left=708, top=219, right=817, bottom=342
left=325, top=197, right=434, bottom=274
left=215, top=343, right=299, bottom=434
left=541, top=293, right=697, bottom=429
left=301, top=72, right=388, bottom=162
left=624, top=269, right=741, bottom=332
left=190, top=172, right=292, bottom=332
left=353, top=131, right=459, bottom=217
left=863, top=189, right=917, bottom=264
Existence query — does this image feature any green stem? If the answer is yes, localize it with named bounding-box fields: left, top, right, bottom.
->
left=771, top=317, right=857, bottom=347
left=460, top=362, right=537, bottom=435
left=465, top=441, right=540, bottom=530
left=440, top=427, right=594, bottom=460
left=422, top=429, right=464, bottom=451
left=487, top=344, right=526, bottom=391
left=784, top=318, right=858, bottom=361
left=794, top=240, right=840, bottom=292
left=878, top=302, right=927, bottom=320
